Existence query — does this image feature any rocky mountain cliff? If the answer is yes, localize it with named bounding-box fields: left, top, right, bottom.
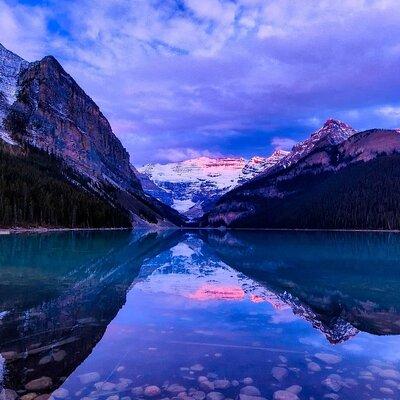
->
left=0, top=43, right=183, bottom=228
left=201, top=122, right=400, bottom=230
left=138, top=150, right=289, bottom=219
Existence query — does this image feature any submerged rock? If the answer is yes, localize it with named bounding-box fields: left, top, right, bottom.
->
left=38, top=355, right=52, bottom=365
left=167, top=384, right=186, bottom=394
left=240, top=386, right=261, bottom=397
left=25, top=377, right=53, bottom=391
left=214, top=380, right=230, bottom=390
left=273, top=390, right=299, bottom=400
left=21, top=393, right=38, bottom=400
left=1, top=389, right=18, bottom=400
left=95, top=382, right=116, bottom=391
left=206, top=392, right=224, bottom=400
left=52, top=388, right=69, bottom=399
left=272, top=367, right=288, bottom=382
left=199, top=381, right=214, bottom=392
left=243, top=378, right=253, bottom=385
left=285, top=386, right=302, bottom=394
left=191, top=364, right=204, bottom=372
left=322, top=374, right=344, bottom=392
left=315, top=353, right=342, bottom=365
left=144, top=386, right=161, bottom=397
left=307, top=362, right=321, bottom=372
left=53, top=350, right=66, bottom=362
left=192, top=390, right=206, bottom=400
left=79, top=372, right=101, bottom=385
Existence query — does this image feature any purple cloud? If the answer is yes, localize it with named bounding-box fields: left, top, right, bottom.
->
left=1, top=0, right=400, bottom=165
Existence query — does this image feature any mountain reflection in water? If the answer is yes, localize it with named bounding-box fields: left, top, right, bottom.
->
left=1, top=230, right=400, bottom=400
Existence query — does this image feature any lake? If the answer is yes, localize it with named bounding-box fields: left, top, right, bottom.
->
left=1, top=230, right=400, bottom=400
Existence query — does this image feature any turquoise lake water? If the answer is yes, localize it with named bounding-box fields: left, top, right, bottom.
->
left=1, top=230, right=400, bottom=400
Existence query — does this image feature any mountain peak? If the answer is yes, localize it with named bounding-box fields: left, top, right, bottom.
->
left=271, top=149, right=290, bottom=158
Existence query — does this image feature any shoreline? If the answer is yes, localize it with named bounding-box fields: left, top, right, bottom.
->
left=0, top=227, right=133, bottom=235
left=1, top=226, right=400, bottom=235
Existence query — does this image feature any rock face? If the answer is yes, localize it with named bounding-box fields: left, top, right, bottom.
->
left=8, top=55, right=141, bottom=192
left=138, top=150, right=288, bottom=219
left=201, top=122, right=400, bottom=230
left=0, top=42, right=183, bottom=227
left=0, top=43, right=27, bottom=144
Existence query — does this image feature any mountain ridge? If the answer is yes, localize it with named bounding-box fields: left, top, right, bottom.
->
left=138, top=150, right=289, bottom=218
left=201, top=127, right=400, bottom=229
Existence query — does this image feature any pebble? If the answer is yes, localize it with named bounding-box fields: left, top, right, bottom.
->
left=25, top=377, right=53, bottom=391
left=272, top=367, right=288, bottom=382
left=358, top=371, right=374, bottom=381
left=231, top=380, right=239, bottom=387
left=243, top=378, right=253, bottom=385
left=95, top=382, right=116, bottom=391
left=198, top=376, right=208, bottom=383
left=206, top=392, right=224, bottom=400
left=1, top=351, right=17, bottom=361
left=144, top=386, right=162, bottom=397
left=106, top=396, right=119, bottom=400
left=307, top=362, right=321, bottom=372
left=279, top=356, right=288, bottom=364
left=191, top=364, right=204, bottom=372
left=286, top=386, right=302, bottom=395
left=378, top=368, right=400, bottom=380
left=207, top=373, right=218, bottom=380
left=315, top=353, right=342, bottom=365
left=1, top=389, right=18, bottom=400
left=79, top=372, right=101, bottom=385
left=192, top=391, right=206, bottom=400
left=35, top=395, right=51, bottom=400
left=322, top=374, right=344, bottom=392
left=323, top=395, right=339, bottom=400
left=383, top=379, right=398, bottom=388
left=239, top=395, right=267, bottom=400
left=214, top=380, right=230, bottom=390
left=121, top=397, right=132, bottom=400
left=52, top=388, right=69, bottom=399
left=53, top=350, right=67, bottom=362
left=117, top=366, right=125, bottom=372
left=240, top=386, right=261, bottom=397
left=199, top=381, right=214, bottom=392
left=214, top=353, right=222, bottom=358
left=38, top=355, right=52, bottom=365
left=21, top=393, right=38, bottom=400
left=273, top=390, right=299, bottom=400
left=167, top=384, right=187, bottom=394
left=379, top=387, right=394, bottom=395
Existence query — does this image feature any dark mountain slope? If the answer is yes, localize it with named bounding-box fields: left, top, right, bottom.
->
left=201, top=129, right=400, bottom=230
left=0, top=142, right=131, bottom=228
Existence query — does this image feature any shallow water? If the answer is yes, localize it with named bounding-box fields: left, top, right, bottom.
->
left=1, top=230, right=400, bottom=400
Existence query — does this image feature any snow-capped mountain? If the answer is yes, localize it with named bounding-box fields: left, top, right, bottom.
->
left=270, top=119, right=356, bottom=173
left=138, top=150, right=289, bottom=217
left=0, top=43, right=28, bottom=144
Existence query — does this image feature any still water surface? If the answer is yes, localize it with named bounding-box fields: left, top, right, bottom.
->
left=1, top=230, right=400, bottom=400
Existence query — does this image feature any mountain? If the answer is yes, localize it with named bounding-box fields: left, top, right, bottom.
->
left=0, top=43, right=183, bottom=228
left=201, top=122, right=400, bottom=230
left=138, top=150, right=289, bottom=219
left=266, top=118, right=356, bottom=174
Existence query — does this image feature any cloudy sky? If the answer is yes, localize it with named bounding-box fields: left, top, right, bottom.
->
left=1, top=0, right=400, bottom=165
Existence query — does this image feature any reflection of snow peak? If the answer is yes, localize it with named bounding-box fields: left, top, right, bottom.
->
left=189, top=284, right=245, bottom=301
left=133, top=236, right=289, bottom=309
